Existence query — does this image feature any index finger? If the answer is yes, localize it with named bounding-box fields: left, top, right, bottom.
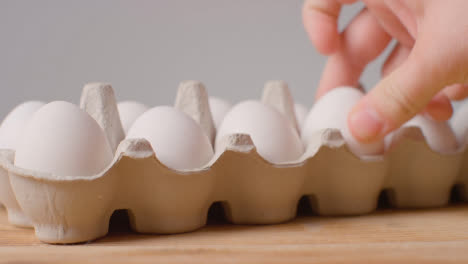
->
left=316, top=9, right=391, bottom=99
left=302, top=0, right=357, bottom=54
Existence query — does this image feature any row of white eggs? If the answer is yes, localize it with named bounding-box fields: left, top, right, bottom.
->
left=0, top=87, right=464, bottom=179
left=104, top=89, right=463, bottom=158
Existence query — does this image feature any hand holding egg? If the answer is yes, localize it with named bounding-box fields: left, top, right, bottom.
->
left=302, top=87, right=384, bottom=156
left=303, top=0, right=468, bottom=144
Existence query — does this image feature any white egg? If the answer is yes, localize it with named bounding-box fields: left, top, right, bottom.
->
left=117, top=101, right=149, bottom=134
left=14, top=101, right=113, bottom=176
left=294, top=103, right=308, bottom=130
left=393, top=115, right=458, bottom=153
left=209, top=97, right=232, bottom=129
left=302, top=87, right=384, bottom=156
left=0, top=101, right=44, bottom=150
left=126, top=106, right=214, bottom=170
left=215, top=100, right=303, bottom=163
left=451, top=102, right=468, bottom=146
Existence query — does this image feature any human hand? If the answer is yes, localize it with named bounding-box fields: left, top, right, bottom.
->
left=302, top=0, right=468, bottom=143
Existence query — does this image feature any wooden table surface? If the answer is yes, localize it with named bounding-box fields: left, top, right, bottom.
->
left=0, top=204, right=468, bottom=263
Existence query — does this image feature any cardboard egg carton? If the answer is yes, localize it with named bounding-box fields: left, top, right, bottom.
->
left=0, top=80, right=467, bottom=244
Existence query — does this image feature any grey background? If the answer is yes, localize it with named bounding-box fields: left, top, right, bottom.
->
left=0, top=0, right=392, bottom=118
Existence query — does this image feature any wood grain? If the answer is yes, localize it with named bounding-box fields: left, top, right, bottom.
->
left=0, top=205, right=468, bottom=263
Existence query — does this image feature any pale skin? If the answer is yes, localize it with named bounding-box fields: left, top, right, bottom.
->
left=302, top=0, right=468, bottom=143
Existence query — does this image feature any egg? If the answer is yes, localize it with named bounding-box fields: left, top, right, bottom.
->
left=294, top=103, right=308, bottom=130
left=451, top=102, right=468, bottom=146
left=391, top=115, right=458, bottom=153
left=209, top=97, right=232, bottom=129
left=117, top=101, right=149, bottom=133
left=302, top=87, right=384, bottom=156
left=14, top=101, right=113, bottom=176
left=0, top=101, right=44, bottom=150
left=126, top=106, right=214, bottom=170
left=215, top=100, right=303, bottom=163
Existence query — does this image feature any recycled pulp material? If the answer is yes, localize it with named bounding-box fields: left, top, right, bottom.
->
left=0, top=81, right=467, bottom=244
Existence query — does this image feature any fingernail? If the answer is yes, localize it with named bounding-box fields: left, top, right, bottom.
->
left=348, top=106, right=384, bottom=142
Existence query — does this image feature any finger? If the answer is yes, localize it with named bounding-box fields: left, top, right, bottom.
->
left=368, top=0, right=416, bottom=47
left=348, top=39, right=464, bottom=143
left=302, top=0, right=342, bottom=54
left=381, top=43, right=411, bottom=77
left=443, top=84, right=468, bottom=101
left=315, top=9, right=391, bottom=99
left=423, top=92, right=453, bottom=121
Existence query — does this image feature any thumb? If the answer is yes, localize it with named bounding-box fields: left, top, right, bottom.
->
left=347, top=41, right=465, bottom=143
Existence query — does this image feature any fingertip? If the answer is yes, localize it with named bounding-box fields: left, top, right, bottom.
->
left=348, top=99, right=388, bottom=143
left=423, top=92, right=453, bottom=121
left=302, top=4, right=340, bottom=54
